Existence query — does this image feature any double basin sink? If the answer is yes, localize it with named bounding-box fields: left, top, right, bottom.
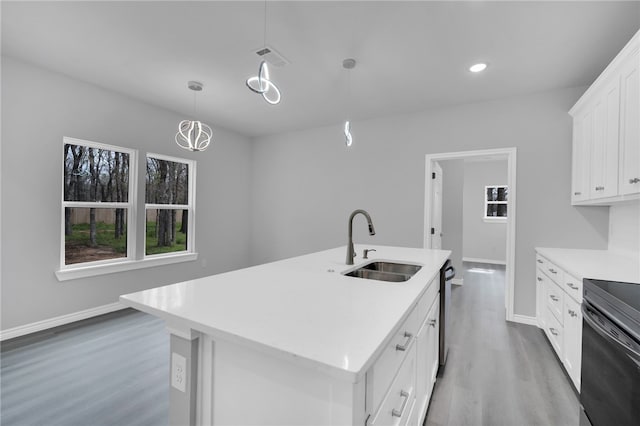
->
left=343, top=261, right=422, bottom=282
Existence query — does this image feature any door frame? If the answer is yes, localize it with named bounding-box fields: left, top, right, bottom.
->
left=423, top=147, right=517, bottom=322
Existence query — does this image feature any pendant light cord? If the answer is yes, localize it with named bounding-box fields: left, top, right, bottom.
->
left=193, top=90, right=197, bottom=119
left=263, top=0, right=267, bottom=48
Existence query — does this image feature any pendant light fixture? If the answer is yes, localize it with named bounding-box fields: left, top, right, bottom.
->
left=343, top=58, right=356, bottom=147
left=246, top=0, right=281, bottom=105
left=175, top=81, right=212, bottom=152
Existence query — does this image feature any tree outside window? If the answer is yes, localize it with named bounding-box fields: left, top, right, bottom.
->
left=62, top=138, right=135, bottom=266
left=145, top=154, right=195, bottom=256
left=60, top=138, right=196, bottom=274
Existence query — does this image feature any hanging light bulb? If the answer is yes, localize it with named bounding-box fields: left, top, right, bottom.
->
left=175, top=81, right=213, bottom=152
left=344, top=121, right=353, bottom=147
left=343, top=58, right=356, bottom=147
left=246, top=60, right=281, bottom=105
left=246, top=0, right=281, bottom=105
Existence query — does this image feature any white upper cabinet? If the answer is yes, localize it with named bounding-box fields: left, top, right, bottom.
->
left=571, top=111, right=592, bottom=203
left=619, top=47, right=640, bottom=195
left=569, top=30, right=639, bottom=205
left=589, top=79, right=620, bottom=199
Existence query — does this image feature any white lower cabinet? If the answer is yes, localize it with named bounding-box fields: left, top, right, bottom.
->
left=369, top=343, right=417, bottom=426
left=191, top=275, right=442, bottom=426
left=415, top=297, right=439, bottom=425
left=366, top=276, right=440, bottom=426
left=563, top=296, right=583, bottom=390
left=535, top=252, right=583, bottom=392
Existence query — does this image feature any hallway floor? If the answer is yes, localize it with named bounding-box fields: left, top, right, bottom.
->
left=424, top=262, right=581, bottom=426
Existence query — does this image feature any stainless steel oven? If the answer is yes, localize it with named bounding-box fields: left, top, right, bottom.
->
left=581, top=278, right=640, bottom=426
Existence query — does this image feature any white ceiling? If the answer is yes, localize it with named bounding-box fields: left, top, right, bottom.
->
left=2, top=1, right=639, bottom=138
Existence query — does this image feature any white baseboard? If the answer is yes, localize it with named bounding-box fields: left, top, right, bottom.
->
left=463, top=257, right=507, bottom=266
left=451, top=278, right=464, bottom=286
left=510, top=314, right=538, bottom=326
left=0, top=302, right=126, bottom=341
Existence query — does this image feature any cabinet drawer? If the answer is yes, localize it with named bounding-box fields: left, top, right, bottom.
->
left=370, top=344, right=417, bottom=426
left=545, top=307, right=564, bottom=359
left=417, top=276, right=439, bottom=325
left=563, top=273, right=583, bottom=303
left=367, top=306, right=419, bottom=413
left=545, top=279, right=564, bottom=325
left=544, top=259, right=564, bottom=285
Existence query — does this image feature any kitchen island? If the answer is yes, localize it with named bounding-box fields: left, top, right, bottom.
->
left=120, top=245, right=450, bottom=425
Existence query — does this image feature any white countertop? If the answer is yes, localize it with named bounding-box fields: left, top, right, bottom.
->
left=535, top=247, right=640, bottom=283
left=120, top=245, right=450, bottom=382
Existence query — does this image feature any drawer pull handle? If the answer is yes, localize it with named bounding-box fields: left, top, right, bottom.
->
left=391, top=390, right=410, bottom=418
left=548, top=268, right=557, bottom=274
left=537, top=277, right=543, bottom=282
left=537, top=259, right=543, bottom=264
left=549, top=327, right=558, bottom=336
left=550, top=295, right=559, bottom=302
left=566, top=283, right=579, bottom=290
left=574, top=191, right=581, bottom=195
left=568, top=309, right=577, bottom=318
left=630, top=178, right=640, bottom=184
left=595, top=186, right=604, bottom=191
left=395, top=332, right=413, bottom=352
left=429, top=319, right=437, bottom=327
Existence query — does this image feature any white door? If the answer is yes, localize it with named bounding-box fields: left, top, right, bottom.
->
left=431, top=162, right=443, bottom=249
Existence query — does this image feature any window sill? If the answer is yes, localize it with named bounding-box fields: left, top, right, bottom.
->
left=55, top=252, right=198, bottom=281
left=483, top=217, right=507, bottom=223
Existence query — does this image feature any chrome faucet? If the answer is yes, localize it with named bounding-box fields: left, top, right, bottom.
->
left=346, top=209, right=376, bottom=264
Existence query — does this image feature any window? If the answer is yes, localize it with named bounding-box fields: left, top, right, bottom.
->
left=484, top=185, right=508, bottom=221
left=62, top=138, right=135, bottom=267
left=58, top=138, right=197, bottom=281
left=145, top=154, right=195, bottom=257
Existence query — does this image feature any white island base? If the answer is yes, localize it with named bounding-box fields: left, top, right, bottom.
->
left=121, top=246, right=450, bottom=425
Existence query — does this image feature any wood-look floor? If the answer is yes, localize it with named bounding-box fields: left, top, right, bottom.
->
left=1, top=310, right=169, bottom=426
left=424, top=262, right=581, bottom=426
left=1, top=263, right=580, bottom=426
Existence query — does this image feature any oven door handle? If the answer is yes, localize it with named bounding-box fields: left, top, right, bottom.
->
left=582, top=304, right=640, bottom=363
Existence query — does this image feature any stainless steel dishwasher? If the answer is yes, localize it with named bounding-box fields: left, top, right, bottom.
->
left=581, top=278, right=640, bottom=426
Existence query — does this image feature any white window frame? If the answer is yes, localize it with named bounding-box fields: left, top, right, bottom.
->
left=484, top=185, right=508, bottom=222
left=144, top=152, right=196, bottom=259
left=56, top=139, right=197, bottom=281
left=58, top=137, right=138, bottom=273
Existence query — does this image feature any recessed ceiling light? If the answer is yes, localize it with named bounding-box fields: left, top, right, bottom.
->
left=469, top=63, right=488, bottom=73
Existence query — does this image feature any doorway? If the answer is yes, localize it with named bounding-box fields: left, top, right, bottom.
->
left=424, top=148, right=517, bottom=322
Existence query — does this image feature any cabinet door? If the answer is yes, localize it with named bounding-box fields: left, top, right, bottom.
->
left=563, top=297, right=583, bottom=391
left=415, top=299, right=439, bottom=425
left=536, top=271, right=546, bottom=329
left=619, top=48, right=640, bottom=195
left=428, top=302, right=440, bottom=387
left=571, top=116, right=591, bottom=203
left=590, top=79, right=620, bottom=199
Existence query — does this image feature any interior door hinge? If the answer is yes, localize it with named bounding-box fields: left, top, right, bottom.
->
left=431, top=227, right=435, bottom=235
left=432, top=172, right=436, bottom=179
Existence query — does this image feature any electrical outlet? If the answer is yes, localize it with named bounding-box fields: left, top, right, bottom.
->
left=171, top=352, right=187, bottom=393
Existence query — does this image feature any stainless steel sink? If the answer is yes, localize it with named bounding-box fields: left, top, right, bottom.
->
left=362, top=262, right=422, bottom=275
left=343, top=261, right=421, bottom=282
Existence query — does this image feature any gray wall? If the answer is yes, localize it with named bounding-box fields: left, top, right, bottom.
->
left=463, top=160, right=508, bottom=263
left=439, top=160, right=464, bottom=276
left=250, top=87, right=610, bottom=317
left=1, top=57, right=253, bottom=330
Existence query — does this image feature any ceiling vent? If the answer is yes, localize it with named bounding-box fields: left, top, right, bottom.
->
left=254, top=45, right=289, bottom=67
